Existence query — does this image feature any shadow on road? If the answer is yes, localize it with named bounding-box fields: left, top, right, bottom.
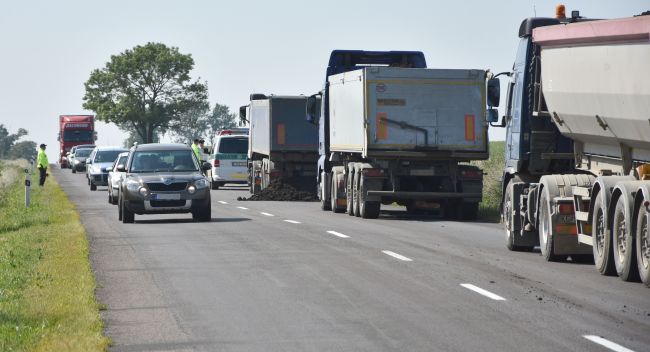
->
left=133, top=217, right=252, bottom=224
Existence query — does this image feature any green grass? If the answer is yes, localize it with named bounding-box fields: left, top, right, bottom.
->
left=0, top=163, right=109, bottom=351
left=472, top=141, right=505, bottom=222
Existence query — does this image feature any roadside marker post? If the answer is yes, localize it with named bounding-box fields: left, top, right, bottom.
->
left=24, top=157, right=35, bottom=207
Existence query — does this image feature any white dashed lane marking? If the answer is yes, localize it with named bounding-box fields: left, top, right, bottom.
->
left=583, top=335, right=635, bottom=352
left=382, top=250, right=413, bottom=262
left=236, top=206, right=248, bottom=210
left=218, top=201, right=228, bottom=204
left=260, top=212, right=274, bottom=217
left=283, top=220, right=300, bottom=224
left=326, top=231, right=349, bottom=239
left=460, top=284, right=506, bottom=301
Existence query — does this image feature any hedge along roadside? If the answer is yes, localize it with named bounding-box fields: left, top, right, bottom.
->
left=0, top=162, right=109, bottom=351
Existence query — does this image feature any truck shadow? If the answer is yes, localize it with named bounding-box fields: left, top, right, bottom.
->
left=133, top=217, right=252, bottom=224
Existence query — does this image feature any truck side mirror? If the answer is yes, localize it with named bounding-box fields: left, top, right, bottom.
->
left=487, top=78, right=500, bottom=107
left=239, top=105, right=248, bottom=123
left=306, top=94, right=322, bottom=124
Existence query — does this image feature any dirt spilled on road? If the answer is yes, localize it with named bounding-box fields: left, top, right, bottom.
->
left=238, top=180, right=317, bottom=202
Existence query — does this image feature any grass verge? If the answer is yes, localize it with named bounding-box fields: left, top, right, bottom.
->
left=472, top=141, right=505, bottom=222
left=0, top=163, right=109, bottom=351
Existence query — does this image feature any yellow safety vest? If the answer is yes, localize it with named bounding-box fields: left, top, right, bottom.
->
left=37, top=149, right=48, bottom=168
left=191, top=144, right=200, bottom=160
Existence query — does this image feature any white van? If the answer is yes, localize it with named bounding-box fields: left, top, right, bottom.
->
left=209, top=134, right=249, bottom=189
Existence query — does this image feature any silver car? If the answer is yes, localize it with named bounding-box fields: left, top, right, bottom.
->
left=86, top=146, right=128, bottom=191
left=107, top=152, right=129, bottom=205
left=118, top=143, right=212, bottom=223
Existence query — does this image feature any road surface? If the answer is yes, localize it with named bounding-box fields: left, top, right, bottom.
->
left=54, top=167, right=650, bottom=352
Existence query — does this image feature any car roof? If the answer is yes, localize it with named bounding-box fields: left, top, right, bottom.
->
left=132, top=143, right=192, bottom=151
left=94, top=146, right=128, bottom=151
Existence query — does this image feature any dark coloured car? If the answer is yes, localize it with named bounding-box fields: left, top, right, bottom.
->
left=70, top=147, right=94, bottom=173
left=118, top=143, right=212, bottom=223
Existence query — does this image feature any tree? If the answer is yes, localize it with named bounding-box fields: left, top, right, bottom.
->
left=205, top=103, right=238, bottom=146
left=0, top=124, right=28, bottom=159
left=83, top=42, right=209, bottom=143
left=168, top=101, right=210, bottom=144
left=122, top=129, right=160, bottom=148
left=8, top=141, right=37, bottom=160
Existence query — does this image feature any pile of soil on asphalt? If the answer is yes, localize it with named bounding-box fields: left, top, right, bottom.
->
left=237, top=180, right=317, bottom=202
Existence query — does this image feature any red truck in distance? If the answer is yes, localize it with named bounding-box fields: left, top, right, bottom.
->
left=57, top=115, right=96, bottom=168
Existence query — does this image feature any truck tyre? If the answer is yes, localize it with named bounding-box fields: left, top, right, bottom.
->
left=504, top=179, right=535, bottom=251
left=592, top=191, right=616, bottom=275
left=331, top=173, right=344, bottom=213
left=636, top=202, right=650, bottom=287
left=539, top=190, right=563, bottom=261
left=346, top=169, right=355, bottom=216
left=353, top=171, right=361, bottom=217
left=612, top=196, right=640, bottom=281
left=121, top=194, right=134, bottom=224
left=319, top=172, right=331, bottom=211
left=359, top=176, right=380, bottom=219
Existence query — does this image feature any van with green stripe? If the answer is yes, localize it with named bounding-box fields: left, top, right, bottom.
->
left=209, top=134, right=249, bottom=189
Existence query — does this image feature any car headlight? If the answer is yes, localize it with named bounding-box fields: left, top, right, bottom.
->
left=194, top=178, right=209, bottom=189
left=187, top=185, right=196, bottom=194
left=138, top=187, right=149, bottom=196
left=74, top=160, right=80, bottom=164
left=125, top=180, right=141, bottom=191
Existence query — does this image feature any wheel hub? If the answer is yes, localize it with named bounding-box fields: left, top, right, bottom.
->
left=641, top=215, right=649, bottom=270
left=595, top=210, right=605, bottom=255
left=615, top=209, right=627, bottom=261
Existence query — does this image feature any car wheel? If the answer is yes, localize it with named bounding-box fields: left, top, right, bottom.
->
left=121, top=195, right=134, bottom=224
left=90, top=182, right=97, bottom=191
left=118, top=192, right=123, bottom=221
left=72, top=167, right=76, bottom=174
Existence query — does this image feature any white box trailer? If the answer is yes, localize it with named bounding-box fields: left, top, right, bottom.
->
left=323, top=67, right=493, bottom=219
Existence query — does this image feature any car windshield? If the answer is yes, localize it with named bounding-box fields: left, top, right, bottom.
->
left=95, top=150, right=125, bottom=163
left=130, top=150, right=198, bottom=172
left=218, top=137, right=248, bottom=154
left=75, top=149, right=93, bottom=157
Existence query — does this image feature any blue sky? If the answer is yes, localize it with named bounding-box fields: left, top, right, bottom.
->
left=0, top=0, right=647, bottom=160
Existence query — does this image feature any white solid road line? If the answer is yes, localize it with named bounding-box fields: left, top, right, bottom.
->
left=460, top=283, right=506, bottom=301
left=218, top=201, right=228, bottom=204
left=382, top=250, right=413, bottom=262
left=326, top=230, right=349, bottom=239
left=283, top=220, right=301, bottom=224
left=583, top=335, right=636, bottom=352
left=260, top=212, right=274, bottom=217
left=236, top=206, right=248, bottom=210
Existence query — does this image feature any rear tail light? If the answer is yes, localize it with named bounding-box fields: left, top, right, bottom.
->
left=558, top=203, right=574, bottom=215
left=213, top=159, right=220, bottom=167
left=362, top=168, right=384, bottom=177
left=460, top=170, right=483, bottom=179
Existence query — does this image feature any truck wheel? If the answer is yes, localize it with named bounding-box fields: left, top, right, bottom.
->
left=121, top=194, right=134, bottom=223
left=539, top=190, right=563, bottom=261
left=353, top=171, right=361, bottom=217
left=592, top=191, right=616, bottom=275
left=331, top=173, right=343, bottom=213
left=359, top=176, right=380, bottom=219
left=612, top=197, right=639, bottom=281
left=636, top=203, right=650, bottom=287
left=346, top=169, right=354, bottom=216
left=319, top=173, right=331, bottom=211
left=504, top=179, right=534, bottom=251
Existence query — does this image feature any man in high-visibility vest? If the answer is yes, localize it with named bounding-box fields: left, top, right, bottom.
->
left=37, top=144, right=49, bottom=186
left=191, top=138, right=200, bottom=161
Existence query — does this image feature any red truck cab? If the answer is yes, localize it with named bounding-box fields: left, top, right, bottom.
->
left=58, top=115, right=96, bottom=168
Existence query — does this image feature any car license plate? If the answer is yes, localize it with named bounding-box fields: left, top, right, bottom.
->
left=151, top=193, right=181, bottom=200
left=559, top=215, right=575, bottom=223
left=232, top=161, right=247, bottom=167
left=232, top=173, right=248, bottom=180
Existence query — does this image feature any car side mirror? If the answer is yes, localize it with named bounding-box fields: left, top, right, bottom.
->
left=487, top=78, right=500, bottom=107
left=201, top=162, right=211, bottom=171
left=116, top=164, right=126, bottom=172
left=306, top=93, right=322, bottom=124
left=102, top=166, right=112, bottom=172
left=86, top=159, right=92, bottom=164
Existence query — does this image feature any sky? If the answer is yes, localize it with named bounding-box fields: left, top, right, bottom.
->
left=0, top=0, right=648, bottom=161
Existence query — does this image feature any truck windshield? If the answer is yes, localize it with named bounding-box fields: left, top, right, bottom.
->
left=130, top=150, right=198, bottom=172
left=63, top=130, right=93, bottom=142
left=95, top=150, right=126, bottom=163
left=218, top=137, right=248, bottom=154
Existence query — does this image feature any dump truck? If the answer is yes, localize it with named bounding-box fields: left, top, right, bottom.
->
left=306, top=50, right=500, bottom=219
left=240, top=94, right=319, bottom=194
left=57, top=115, right=96, bottom=168
left=498, top=7, right=650, bottom=286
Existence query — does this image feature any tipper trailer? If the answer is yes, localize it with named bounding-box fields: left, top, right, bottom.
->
left=307, top=50, right=500, bottom=219
left=498, top=8, right=650, bottom=286
left=240, top=94, right=319, bottom=194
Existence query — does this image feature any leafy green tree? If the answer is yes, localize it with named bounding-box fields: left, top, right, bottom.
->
left=83, top=42, right=209, bottom=143
left=0, top=124, right=28, bottom=159
left=168, top=102, right=210, bottom=144
left=8, top=140, right=37, bottom=160
left=122, top=128, right=160, bottom=148
left=206, top=103, right=238, bottom=146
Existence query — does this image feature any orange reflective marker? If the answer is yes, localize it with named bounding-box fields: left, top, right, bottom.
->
left=277, top=123, right=286, bottom=145
left=377, top=113, right=388, bottom=140
left=464, top=114, right=475, bottom=141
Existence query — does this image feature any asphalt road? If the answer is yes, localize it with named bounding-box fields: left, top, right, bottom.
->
left=53, top=167, right=650, bottom=352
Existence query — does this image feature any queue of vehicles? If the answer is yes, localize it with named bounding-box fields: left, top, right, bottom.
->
left=58, top=6, right=649, bottom=287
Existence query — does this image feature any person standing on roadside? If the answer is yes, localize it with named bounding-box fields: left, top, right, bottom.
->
left=191, top=138, right=201, bottom=161
left=37, top=143, right=49, bottom=186
left=198, top=139, right=206, bottom=163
